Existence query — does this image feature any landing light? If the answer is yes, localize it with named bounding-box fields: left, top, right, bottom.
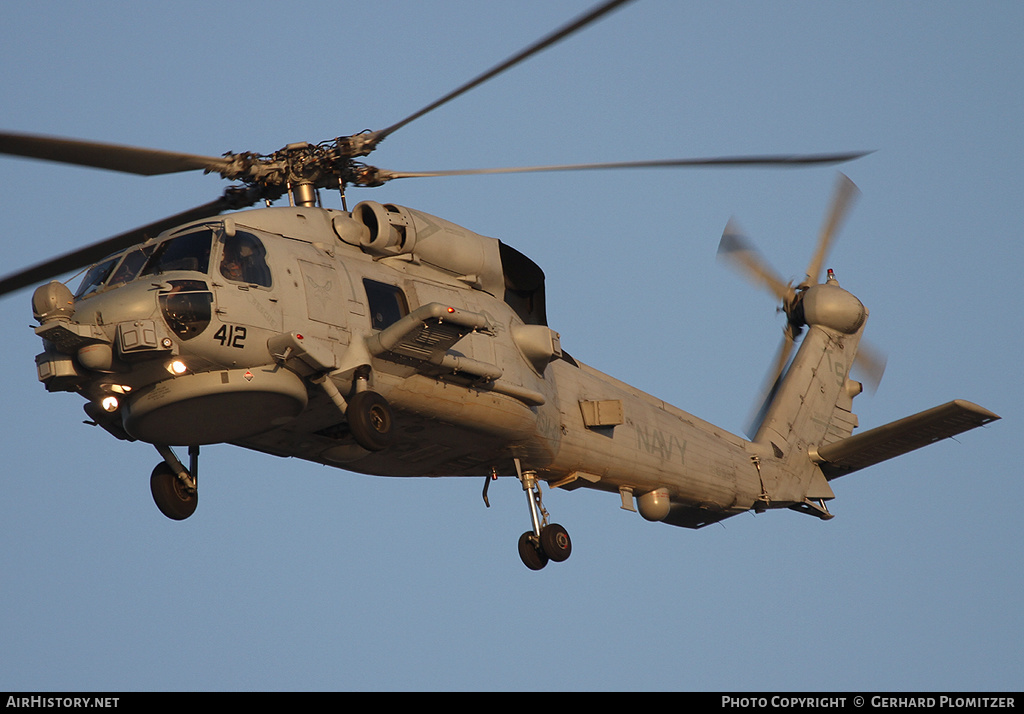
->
left=101, top=396, right=119, bottom=413
left=166, top=359, right=188, bottom=376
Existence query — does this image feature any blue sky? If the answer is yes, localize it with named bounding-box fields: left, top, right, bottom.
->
left=0, top=0, right=1020, bottom=691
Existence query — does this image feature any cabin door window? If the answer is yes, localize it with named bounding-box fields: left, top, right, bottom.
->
left=363, top=279, right=409, bottom=330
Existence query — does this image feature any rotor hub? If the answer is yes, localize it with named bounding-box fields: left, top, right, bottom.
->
left=801, top=282, right=866, bottom=334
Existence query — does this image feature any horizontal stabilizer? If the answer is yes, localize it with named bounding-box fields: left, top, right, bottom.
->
left=813, top=400, right=999, bottom=480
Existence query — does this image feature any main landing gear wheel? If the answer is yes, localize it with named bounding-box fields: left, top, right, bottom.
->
left=517, top=524, right=573, bottom=570
left=539, top=523, right=572, bottom=562
left=150, top=462, right=197, bottom=520
left=518, top=532, right=549, bottom=571
left=347, top=390, right=394, bottom=451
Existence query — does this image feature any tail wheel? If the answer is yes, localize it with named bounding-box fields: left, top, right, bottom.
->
left=150, top=462, right=197, bottom=520
left=347, top=390, right=395, bottom=451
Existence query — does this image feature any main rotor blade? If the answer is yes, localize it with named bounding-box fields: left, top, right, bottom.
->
left=717, top=219, right=792, bottom=303
left=0, top=197, right=236, bottom=298
left=0, top=131, right=234, bottom=176
left=805, top=172, right=859, bottom=286
left=370, top=0, right=635, bottom=143
left=373, top=151, right=871, bottom=182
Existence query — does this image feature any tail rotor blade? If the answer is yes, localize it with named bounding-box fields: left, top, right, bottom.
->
left=718, top=219, right=792, bottom=303
left=853, top=340, right=887, bottom=393
left=805, top=172, right=859, bottom=286
left=746, top=329, right=797, bottom=438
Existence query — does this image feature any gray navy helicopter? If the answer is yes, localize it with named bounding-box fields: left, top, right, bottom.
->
left=0, top=0, right=999, bottom=569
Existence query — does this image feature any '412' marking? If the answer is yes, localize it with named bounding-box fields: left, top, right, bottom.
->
left=214, top=324, right=247, bottom=348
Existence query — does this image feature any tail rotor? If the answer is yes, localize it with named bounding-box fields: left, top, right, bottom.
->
left=717, top=173, right=883, bottom=436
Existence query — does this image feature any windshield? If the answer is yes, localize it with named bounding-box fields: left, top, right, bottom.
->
left=141, top=229, right=213, bottom=277
left=73, top=229, right=214, bottom=298
left=75, top=255, right=119, bottom=298
left=106, top=246, right=153, bottom=287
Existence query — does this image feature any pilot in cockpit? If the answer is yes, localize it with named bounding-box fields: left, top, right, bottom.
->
left=220, top=240, right=252, bottom=282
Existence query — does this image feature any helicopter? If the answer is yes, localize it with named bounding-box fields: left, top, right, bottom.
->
left=0, top=0, right=999, bottom=570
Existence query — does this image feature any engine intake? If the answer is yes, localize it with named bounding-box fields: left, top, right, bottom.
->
left=348, top=201, right=507, bottom=299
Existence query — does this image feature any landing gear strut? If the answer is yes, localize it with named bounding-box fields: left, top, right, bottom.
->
left=515, top=459, right=572, bottom=570
left=151, top=444, right=198, bottom=520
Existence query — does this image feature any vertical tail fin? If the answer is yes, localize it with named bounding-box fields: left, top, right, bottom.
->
left=755, top=321, right=864, bottom=455
left=752, top=278, right=869, bottom=506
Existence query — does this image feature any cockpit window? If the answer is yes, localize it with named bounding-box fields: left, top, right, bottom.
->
left=141, top=229, right=213, bottom=277
left=75, top=255, right=119, bottom=298
left=219, top=231, right=272, bottom=287
left=107, top=246, right=153, bottom=288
